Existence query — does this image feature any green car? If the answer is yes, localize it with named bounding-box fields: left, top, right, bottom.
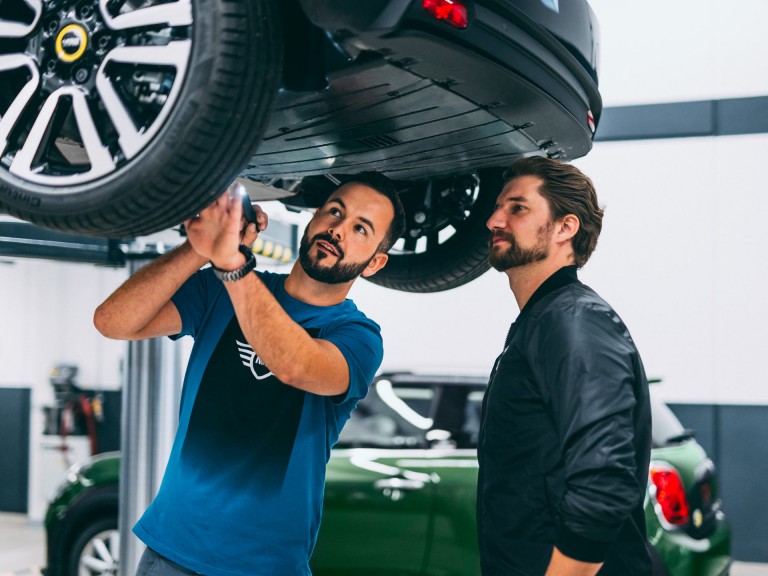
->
left=44, top=373, right=731, bottom=576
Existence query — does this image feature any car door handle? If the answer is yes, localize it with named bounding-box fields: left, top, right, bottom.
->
left=374, top=477, right=426, bottom=491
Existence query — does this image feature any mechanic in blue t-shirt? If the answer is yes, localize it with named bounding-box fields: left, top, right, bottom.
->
left=94, top=173, right=405, bottom=576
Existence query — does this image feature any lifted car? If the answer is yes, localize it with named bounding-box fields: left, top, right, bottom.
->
left=0, top=0, right=601, bottom=291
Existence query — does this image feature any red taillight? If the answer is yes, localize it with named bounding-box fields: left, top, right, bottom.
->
left=422, top=0, right=468, bottom=29
left=650, top=464, right=690, bottom=526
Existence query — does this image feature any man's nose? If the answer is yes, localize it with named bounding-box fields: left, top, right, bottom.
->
left=328, top=225, right=343, bottom=240
left=486, top=209, right=504, bottom=232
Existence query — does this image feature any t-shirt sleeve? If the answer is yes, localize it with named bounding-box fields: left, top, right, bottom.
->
left=323, top=317, right=384, bottom=405
left=169, top=268, right=216, bottom=340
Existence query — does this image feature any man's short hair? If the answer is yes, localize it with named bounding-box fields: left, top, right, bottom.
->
left=504, top=156, right=604, bottom=267
left=340, top=172, right=406, bottom=253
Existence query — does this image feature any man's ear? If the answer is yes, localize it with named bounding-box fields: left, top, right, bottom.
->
left=361, top=253, right=390, bottom=278
left=557, top=214, right=580, bottom=243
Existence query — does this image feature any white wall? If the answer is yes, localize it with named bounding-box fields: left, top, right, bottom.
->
left=0, top=258, right=129, bottom=519
left=588, top=0, right=768, bottom=105
left=0, top=258, right=127, bottom=394
left=579, top=135, right=768, bottom=405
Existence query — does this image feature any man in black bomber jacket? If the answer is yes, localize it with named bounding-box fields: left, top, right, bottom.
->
left=477, top=156, right=652, bottom=576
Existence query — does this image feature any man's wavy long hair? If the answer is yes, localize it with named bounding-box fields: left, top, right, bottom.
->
left=504, top=156, right=604, bottom=267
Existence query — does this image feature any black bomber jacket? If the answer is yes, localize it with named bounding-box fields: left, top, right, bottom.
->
left=477, top=266, right=652, bottom=576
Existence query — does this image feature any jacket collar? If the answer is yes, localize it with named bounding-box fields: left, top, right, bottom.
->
left=503, top=265, right=580, bottom=349
left=521, top=265, right=579, bottom=315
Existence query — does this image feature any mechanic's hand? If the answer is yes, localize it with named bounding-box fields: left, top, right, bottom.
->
left=184, top=183, right=266, bottom=270
left=242, top=200, right=268, bottom=245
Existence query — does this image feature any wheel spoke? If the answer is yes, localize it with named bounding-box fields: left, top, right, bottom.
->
left=93, top=536, right=113, bottom=563
left=99, top=0, right=192, bottom=31
left=101, top=40, right=192, bottom=68
left=110, top=531, right=120, bottom=562
left=81, top=555, right=112, bottom=572
left=96, top=41, right=190, bottom=159
left=0, top=0, right=42, bottom=37
left=10, top=87, right=115, bottom=184
left=0, top=54, right=40, bottom=156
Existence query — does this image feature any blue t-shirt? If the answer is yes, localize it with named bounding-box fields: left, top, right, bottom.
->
left=134, top=269, right=383, bottom=576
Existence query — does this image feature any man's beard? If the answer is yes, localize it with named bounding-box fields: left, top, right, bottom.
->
left=488, top=224, right=552, bottom=271
left=299, top=230, right=373, bottom=284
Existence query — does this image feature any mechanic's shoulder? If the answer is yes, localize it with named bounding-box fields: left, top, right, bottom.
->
left=254, top=268, right=286, bottom=289
left=331, top=297, right=383, bottom=333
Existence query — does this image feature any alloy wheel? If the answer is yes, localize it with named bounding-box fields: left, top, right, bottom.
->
left=78, top=527, right=119, bottom=576
left=0, top=0, right=192, bottom=186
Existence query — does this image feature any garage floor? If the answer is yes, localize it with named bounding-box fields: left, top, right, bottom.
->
left=1, top=512, right=767, bottom=576
left=0, top=515, right=43, bottom=576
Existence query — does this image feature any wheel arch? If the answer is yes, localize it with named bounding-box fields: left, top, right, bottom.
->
left=47, top=484, right=119, bottom=576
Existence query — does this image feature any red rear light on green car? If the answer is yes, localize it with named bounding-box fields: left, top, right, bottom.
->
left=423, top=0, right=469, bottom=29
left=650, top=463, right=691, bottom=526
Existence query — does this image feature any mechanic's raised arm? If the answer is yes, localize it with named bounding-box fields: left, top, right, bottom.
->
left=93, top=241, right=208, bottom=340
left=184, top=187, right=349, bottom=396
left=227, top=275, right=350, bottom=396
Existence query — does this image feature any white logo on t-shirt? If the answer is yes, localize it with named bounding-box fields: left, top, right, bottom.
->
left=236, top=340, right=274, bottom=380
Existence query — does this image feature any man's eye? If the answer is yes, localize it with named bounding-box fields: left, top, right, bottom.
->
left=511, top=204, right=524, bottom=213
left=355, top=225, right=367, bottom=235
left=330, top=207, right=342, bottom=217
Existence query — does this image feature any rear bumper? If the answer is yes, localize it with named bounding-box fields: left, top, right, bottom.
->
left=299, top=0, right=601, bottom=142
left=652, top=518, right=732, bottom=576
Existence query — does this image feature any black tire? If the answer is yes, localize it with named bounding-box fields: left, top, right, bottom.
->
left=0, top=0, right=282, bottom=237
left=66, top=516, right=119, bottom=576
left=366, top=170, right=501, bottom=293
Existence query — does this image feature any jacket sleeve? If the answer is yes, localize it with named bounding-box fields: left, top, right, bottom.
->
left=528, top=300, right=645, bottom=563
